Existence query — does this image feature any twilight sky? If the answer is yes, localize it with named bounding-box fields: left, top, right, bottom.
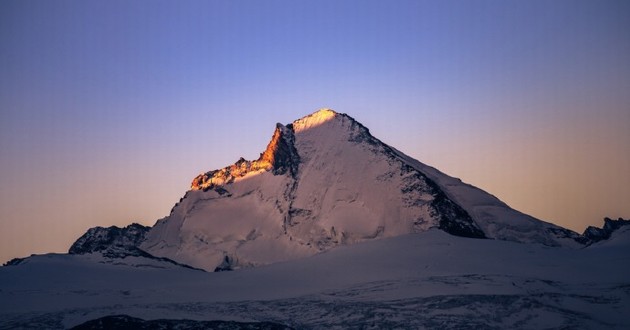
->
left=1, top=0, right=629, bottom=263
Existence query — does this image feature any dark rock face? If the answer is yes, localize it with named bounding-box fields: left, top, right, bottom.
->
left=265, top=123, right=300, bottom=177
left=398, top=164, right=485, bottom=239
left=432, top=191, right=486, bottom=239
left=70, top=315, right=294, bottom=330
left=69, top=223, right=150, bottom=257
left=583, top=217, right=630, bottom=243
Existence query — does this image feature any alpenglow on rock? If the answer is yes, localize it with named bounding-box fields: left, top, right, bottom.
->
left=141, top=109, right=584, bottom=271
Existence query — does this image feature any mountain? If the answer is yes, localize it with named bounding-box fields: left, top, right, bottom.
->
left=141, top=109, right=583, bottom=272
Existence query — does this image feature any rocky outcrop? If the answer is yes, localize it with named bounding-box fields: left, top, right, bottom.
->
left=5, top=223, right=152, bottom=267
left=69, top=223, right=150, bottom=258
left=68, top=223, right=203, bottom=270
left=583, top=217, right=630, bottom=243
left=261, top=123, right=300, bottom=177
left=191, top=123, right=300, bottom=192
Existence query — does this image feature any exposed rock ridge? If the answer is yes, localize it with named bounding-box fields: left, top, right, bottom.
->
left=262, top=123, right=300, bottom=177
left=191, top=123, right=299, bottom=191
left=583, top=217, right=630, bottom=243
left=68, top=223, right=202, bottom=270
left=69, top=223, right=150, bottom=257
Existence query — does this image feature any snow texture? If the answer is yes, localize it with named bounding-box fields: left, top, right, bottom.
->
left=1, top=230, right=629, bottom=329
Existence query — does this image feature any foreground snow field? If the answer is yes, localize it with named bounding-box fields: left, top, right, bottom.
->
left=2, top=229, right=629, bottom=329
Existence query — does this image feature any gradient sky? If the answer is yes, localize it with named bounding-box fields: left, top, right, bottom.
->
left=1, top=0, right=629, bottom=263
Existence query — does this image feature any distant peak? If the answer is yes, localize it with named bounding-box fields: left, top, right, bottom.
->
left=190, top=108, right=368, bottom=192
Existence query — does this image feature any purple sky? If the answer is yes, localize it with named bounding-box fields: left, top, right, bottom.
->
left=1, top=0, right=629, bottom=263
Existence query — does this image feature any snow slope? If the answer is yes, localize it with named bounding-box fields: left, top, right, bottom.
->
left=394, top=149, right=584, bottom=246
left=1, top=230, right=628, bottom=329
left=141, top=109, right=583, bottom=271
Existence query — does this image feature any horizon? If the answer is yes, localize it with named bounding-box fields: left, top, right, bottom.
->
left=1, top=0, right=629, bottom=263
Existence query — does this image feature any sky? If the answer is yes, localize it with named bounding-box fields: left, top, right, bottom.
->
left=1, top=0, right=629, bottom=263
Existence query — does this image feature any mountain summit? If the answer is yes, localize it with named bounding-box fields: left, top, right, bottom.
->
left=141, top=109, right=583, bottom=271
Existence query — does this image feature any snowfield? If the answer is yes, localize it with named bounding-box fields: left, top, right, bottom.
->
left=1, top=229, right=629, bottom=329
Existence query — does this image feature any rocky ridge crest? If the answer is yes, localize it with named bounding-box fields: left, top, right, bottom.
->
left=191, top=123, right=300, bottom=192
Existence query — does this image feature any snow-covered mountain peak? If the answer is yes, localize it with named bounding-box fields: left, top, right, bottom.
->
left=189, top=109, right=354, bottom=193
left=142, top=109, right=585, bottom=271
left=292, top=108, right=339, bottom=132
